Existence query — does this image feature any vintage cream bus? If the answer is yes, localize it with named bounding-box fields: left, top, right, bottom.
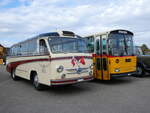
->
left=85, top=29, right=136, bottom=80
left=6, top=31, right=93, bottom=90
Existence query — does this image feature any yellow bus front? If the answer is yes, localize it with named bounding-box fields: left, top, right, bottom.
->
left=108, top=56, right=136, bottom=78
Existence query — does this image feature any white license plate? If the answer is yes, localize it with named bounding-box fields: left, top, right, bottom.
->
left=77, top=78, right=84, bottom=82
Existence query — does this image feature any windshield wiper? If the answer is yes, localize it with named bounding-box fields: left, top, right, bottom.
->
left=123, top=36, right=128, bottom=55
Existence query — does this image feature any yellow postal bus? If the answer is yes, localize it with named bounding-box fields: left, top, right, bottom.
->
left=6, top=31, right=93, bottom=90
left=85, top=29, right=136, bottom=80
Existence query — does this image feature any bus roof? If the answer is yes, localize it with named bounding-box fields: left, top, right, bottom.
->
left=11, top=31, right=77, bottom=47
left=84, top=29, right=134, bottom=38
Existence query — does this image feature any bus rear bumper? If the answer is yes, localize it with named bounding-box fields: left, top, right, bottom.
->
left=50, top=75, right=94, bottom=86
left=111, top=71, right=136, bottom=78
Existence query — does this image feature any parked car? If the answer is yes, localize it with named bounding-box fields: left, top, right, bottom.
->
left=135, top=46, right=150, bottom=76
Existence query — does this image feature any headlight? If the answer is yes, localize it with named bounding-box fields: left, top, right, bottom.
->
left=61, top=74, right=66, bottom=79
left=90, top=64, right=94, bottom=69
left=89, top=71, right=93, bottom=76
left=114, top=68, right=120, bottom=72
left=115, top=59, right=119, bottom=63
left=57, top=65, right=64, bottom=73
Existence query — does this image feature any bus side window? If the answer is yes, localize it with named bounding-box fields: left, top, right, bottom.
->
left=87, top=36, right=94, bottom=53
left=101, top=35, right=107, bottom=55
left=96, top=39, right=100, bottom=55
left=39, top=39, right=48, bottom=55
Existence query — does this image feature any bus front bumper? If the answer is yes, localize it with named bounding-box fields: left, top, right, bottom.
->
left=50, top=75, right=94, bottom=86
left=111, top=71, right=136, bottom=78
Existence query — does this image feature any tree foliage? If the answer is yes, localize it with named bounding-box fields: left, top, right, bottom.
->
left=141, top=44, right=150, bottom=54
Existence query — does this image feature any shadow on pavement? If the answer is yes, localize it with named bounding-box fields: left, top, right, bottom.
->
left=17, top=78, right=93, bottom=94
left=90, top=77, right=134, bottom=85
left=46, top=84, right=92, bottom=95
left=132, top=73, right=150, bottom=78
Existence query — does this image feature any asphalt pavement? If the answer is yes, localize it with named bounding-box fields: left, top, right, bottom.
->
left=0, top=65, right=150, bottom=113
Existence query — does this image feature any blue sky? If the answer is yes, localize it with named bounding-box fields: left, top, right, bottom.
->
left=0, top=0, right=150, bottom=47
left=0, top=0, right=30, bottom=9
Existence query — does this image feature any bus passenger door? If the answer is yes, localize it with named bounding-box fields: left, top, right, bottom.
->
left=94, top=36, right=110, bottom=80
left=94, top=37, right=102, bottom=79
left=101, top=36, right=110, bottom=80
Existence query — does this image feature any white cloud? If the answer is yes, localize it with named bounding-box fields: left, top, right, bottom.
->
left=0, top=0, right=150, bottom=48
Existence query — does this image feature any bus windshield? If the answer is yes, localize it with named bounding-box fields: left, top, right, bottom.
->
left=108, top=33, right=134, bottom=56
left=48, top=37, right=88, bottom=53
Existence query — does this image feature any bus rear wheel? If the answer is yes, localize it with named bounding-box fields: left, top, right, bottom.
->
left=33, top=74, right=43, bottom=90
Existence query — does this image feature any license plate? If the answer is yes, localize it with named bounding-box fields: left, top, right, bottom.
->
left=77, top=78, right=84, bottom=82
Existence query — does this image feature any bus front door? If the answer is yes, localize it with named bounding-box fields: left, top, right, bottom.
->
left=94, top=36, right=110, bottom=80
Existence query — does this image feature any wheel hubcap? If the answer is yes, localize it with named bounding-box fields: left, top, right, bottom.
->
left=34, top=75, right=39, bottom=87
left=137, top=67, right=142, bottom=75
left=12, top=72, right=15, bottom=78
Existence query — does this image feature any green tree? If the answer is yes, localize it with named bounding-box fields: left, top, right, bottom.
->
left=141, top=44, right=149, bottom=54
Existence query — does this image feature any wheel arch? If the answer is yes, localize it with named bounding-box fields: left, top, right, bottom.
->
left=137, top=61, right=145, bottom=69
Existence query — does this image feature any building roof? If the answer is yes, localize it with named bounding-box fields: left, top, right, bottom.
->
left=0, top=44, right=4, bottom=48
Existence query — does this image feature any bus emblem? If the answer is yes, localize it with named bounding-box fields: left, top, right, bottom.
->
left=71, top=56, right=85, bottom=67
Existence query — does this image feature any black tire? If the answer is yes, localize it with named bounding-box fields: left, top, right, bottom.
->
left=11, top=69, right=20, bottom=80
left=33, top=73, right=43, bottom=90
left=135, top=66, right=145, bottom=77
left=147, top=70, right=150, bottom=74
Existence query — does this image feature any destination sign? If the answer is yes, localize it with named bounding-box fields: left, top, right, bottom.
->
left=118, top=30, right=128, bottom=34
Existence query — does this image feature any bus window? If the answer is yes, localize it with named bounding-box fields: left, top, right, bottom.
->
left=86, top=36, right=94, bottom=53
left=96, top=39, right=100, bottom=55
left=49, top=37, right=88, bottom=53
left=21, top=43, right=28, bottom=55
left=27, top=40, right=37, bottom=55
left=39, top=39, right=48, bottom=55
left=108, top=33, right=134, bottom=56
left=102, top=35, right=107, bottom=55
left=124, top=35, right=134, bottom=55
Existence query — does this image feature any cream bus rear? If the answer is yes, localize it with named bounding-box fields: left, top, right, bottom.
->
left=6, top=31, right=93, bottom=90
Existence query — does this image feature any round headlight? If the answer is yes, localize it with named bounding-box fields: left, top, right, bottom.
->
left=114, top=68, right=120, bottom=72
left=90, top=64, right=94, bottom=69
left=57, top=66, right=64, bottom=73
left=61, top=74, right=66, bottom=79
left=116, top=59, right=119, bottom=63
left=89, top=71, right=93, bottom=76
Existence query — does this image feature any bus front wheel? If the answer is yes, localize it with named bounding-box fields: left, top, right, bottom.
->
left=33, top=74, right=43, bottom=90
left=11, top=69, right=19, bottom=80
left=136, top=66, right=144, bottom=77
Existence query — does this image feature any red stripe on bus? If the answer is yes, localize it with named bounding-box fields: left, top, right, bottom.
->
left=6, top=56, right=92, bottom=73
left=50, top=56, right=92, bottom=61
left=6, top=58, right=50, bottom=73
left=51, top=80, right=77, bottom=84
